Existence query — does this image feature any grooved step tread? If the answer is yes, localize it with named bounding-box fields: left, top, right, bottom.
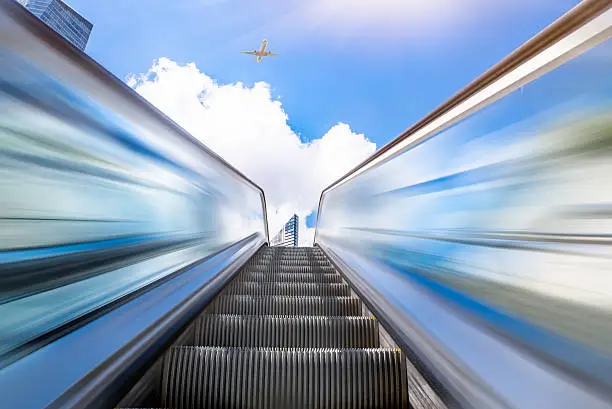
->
left=255, top=254, right=325, bottom=259
left=224, top=282, right=351, bottom=296
left=162, top=347, right=409, bottom=409
left=194, top=314, right=379, bottom=348
left=237, top=272, right=343, bottom=283
left=245, top=264, right=336, bottom=272
left=208, top=295, right=362, bottom=316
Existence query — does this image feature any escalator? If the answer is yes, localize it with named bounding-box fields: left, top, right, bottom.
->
left=118, top=246, right=409, bottom=408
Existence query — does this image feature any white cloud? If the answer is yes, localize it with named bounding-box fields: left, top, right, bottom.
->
left=128, top=58, right=375, bottom=246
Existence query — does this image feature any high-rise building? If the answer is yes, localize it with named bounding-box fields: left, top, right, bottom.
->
left=17, top=0, right=92, bottom=51
left=270, top=214, right=299, bottom=247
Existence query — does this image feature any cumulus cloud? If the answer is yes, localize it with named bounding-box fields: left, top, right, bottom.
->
left=127, top=58, right=375, bottom=245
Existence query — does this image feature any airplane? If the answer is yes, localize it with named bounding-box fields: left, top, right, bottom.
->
left=241, top=39, right=277, bottom=63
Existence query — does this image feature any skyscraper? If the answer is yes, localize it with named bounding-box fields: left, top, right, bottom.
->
left=17, top=0, right=92, bottom=51
left=270, top=214, right=299, bottom=247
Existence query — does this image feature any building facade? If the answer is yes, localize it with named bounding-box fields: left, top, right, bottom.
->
left=270, top=214, right=299, bottom=247
left=17, top=0, right=92, bottom=51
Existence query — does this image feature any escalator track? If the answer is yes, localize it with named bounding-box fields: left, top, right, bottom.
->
left=120, top=246, right=409, bottom=408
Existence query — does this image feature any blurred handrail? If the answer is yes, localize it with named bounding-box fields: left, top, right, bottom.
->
left=320, top=0, right=610, bottom=195
left=0, top=0, right=270, bottom=242
left=313, top=0, right=611, bottom=242
left=0, top=233, right=265, bottom=408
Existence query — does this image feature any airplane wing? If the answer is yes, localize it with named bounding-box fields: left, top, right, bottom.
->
left=241, top=51, right=258, bottom=56
left=266, top=52, right=278, bottom=57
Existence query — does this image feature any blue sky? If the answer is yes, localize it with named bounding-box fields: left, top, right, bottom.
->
left=69, top=0, right=580, bottom=148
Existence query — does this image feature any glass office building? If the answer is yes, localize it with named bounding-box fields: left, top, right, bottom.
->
left=270, top=214, right=299, bottom=247
left=17, top=0, right=92, bottom=51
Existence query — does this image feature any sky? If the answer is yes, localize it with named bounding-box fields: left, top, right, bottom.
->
left=64, top=0, right=581, bottom=244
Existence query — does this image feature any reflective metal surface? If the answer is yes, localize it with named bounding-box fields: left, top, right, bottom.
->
left=0, top=0, right=267, bottom=364
left=316, top=4, right=612, bottom=409
left=0, top=234, right=265, bottom=409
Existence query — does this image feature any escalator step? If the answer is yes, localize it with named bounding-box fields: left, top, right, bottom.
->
left=259, top=248, right=322, bottom=252
left=209, top=295, right=362, bottom=316
left=248, top=259, right=332, bottom=265
left=249, top=258, right=329, bottom=264
left=255, top=253, right=326, bottom=256
left=252, top=251, right=326, bottom=257
left=224, top=282, right=351, bottom=296
left=253, top=251, right=326, bottom=258
left=161, top=347, right=408, bottom=409
left=247, top=260, right=332, bottom=268
left=252, top=254, right=328, bottom=259
left=238, top=272, right=343, bottom=283
left=244, top=265, right=337, bottom=273
left=249, top=254, right=330, bottom=260
left=256, top=254, right=326, bottom=259
left=194, top=315, right=379, bottom=348
left=264, top=253, right=325, bottom=256
left=252, top=252, right=327, bottom=257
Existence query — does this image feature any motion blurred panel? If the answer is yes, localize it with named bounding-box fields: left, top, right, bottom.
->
left=316, top=6, right=612, bottom=409
left=0, top=1, right=266, bottom=363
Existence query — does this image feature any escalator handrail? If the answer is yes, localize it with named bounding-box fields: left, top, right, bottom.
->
left=314, top=0, right=611, bottom=241
left=0, top=0, right=270, bottom=242
left=0, top=234, right=266, bottom=409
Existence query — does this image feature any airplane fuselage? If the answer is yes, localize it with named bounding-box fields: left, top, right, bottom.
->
left=256, top=40, right=268, bottom=62
left=259, top=40, right=268, bottom=54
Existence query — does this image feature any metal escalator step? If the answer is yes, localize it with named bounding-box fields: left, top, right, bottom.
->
left=254, top=250, right=325, bottom=257
left=253, top=254, right=327, bottom=258
left=259, top=247, right=322, bottom=252
left=224, top=282, right=351, bottom=296
left=246, top=264, right=332, bottom=271
left=253, top=251, right=326, bottom=256
left=249, top=252, right=328, bottom=258
left=248, top=259, right=332, bottom=266
left=256, top=253, right=326, bottom=256
left=251, top=256, right=328, bottom=262
left=245, top=265, right=336, bottom=274
left=238, top=272, right=343, bottom=283
left=161, top=347, right=408, bottom=409
left=248, top=260, right=332, bottom=268
left=209, top=295, right=362, bottom=316
left=251, top=250, right=325, bottom=258
left=250, top=250, right=326, bottom=255
left=257, top=258, right=328, bottom=262
left=194, top=315, right=379, bottom=348
left=253, top=252, right=326, bottom=255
